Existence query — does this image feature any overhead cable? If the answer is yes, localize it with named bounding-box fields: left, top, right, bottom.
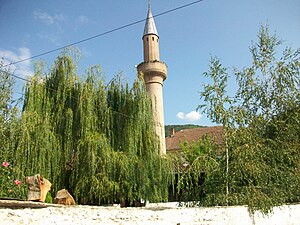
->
left=2, top=0, right=203, bottom=67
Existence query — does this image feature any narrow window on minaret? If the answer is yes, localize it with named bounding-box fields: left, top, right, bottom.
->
left=147, top=37, right=149, bottom=41
left=152, top=37, right=154, bottom=41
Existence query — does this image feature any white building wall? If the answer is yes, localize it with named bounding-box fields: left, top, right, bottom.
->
left=1, top=202, right=300, bottom=225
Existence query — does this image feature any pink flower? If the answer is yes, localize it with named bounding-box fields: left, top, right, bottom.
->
left=2, top=162, right=9, bottom=167
left=14, top=179, right=22, bottom=188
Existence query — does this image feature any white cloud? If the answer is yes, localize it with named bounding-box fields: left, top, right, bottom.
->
left=33, top=10, right=65, bottom=25
left=176, top=112, right=185, bottom=120
left=77, top=15, right=89, bottom=24
left=176, top=111, right=202, bottom=122
left=33, top=10, right=65, bottom=45
left=0, top=47, right=33, bottom=79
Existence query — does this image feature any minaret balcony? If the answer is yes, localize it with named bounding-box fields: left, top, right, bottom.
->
left=137, top=60, right=167, bottom=81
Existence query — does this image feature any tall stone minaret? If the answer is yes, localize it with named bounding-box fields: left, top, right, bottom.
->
left=137, top=1, right=168, bottom=155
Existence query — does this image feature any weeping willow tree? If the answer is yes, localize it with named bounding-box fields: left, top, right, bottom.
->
left=13, top=51, right=173, bottom=204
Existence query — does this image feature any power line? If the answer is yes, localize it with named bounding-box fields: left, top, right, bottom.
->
left=1, top=66, right=122, bottom=90
left=0, top=69, right=30, bottom=82
left=2, top=0, right=203, bottom=67
left=0, top=69, right=80, bottom=102
left=0, top=0, right=204, bottom=124
left=1, top=69, right=162, bottom=123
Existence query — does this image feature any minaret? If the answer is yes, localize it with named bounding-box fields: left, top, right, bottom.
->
left=137, top=1, right=168, bottom=155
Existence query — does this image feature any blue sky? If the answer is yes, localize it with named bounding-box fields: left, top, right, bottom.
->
left=0, top=0, right=299, bottom=126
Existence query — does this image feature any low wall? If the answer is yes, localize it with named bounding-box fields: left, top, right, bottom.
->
left=0, top=201, right=299, bottom=225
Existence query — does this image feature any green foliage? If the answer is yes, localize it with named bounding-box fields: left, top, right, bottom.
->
left=0, top=59, right=23, bottom=198
left=173, top=137, right=222, bottom=205
left=45, top=192, right=53, bottom=203
left=6, top=51, right=173, bottom=205
left=194, top=24, right=300, bottom=214
left=0, top=58, right=17, bottom=124
left=0, top=60, right=18, bottom=160
left=0, top=162, right=26, bottom=199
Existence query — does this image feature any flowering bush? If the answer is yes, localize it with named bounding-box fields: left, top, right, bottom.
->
left=2, top=162, right=9, bottom=167
left=0, top=161, right=26, bottom=199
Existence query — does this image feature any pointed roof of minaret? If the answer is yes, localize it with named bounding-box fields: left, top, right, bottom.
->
left=143, top=1, right=158, bottom=38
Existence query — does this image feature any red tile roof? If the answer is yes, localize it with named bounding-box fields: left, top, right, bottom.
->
left=165, top=126, right=223, bottom=152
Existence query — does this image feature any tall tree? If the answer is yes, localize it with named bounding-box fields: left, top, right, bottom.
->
left=12, top=52, right=173, bottom=205
left=0, top=59, right=19, bottom=163
left=197, top=25, right=300, bottom=213
left=0, top=59, right=25, bottom=198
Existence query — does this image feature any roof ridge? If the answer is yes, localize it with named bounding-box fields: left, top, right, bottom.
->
left=176, top=126, right=222, bottom=132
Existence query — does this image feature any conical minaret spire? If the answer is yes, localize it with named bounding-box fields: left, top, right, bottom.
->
left=137, top=2, right=168, bottom=155
left=143, top=1, right=158, bottom=37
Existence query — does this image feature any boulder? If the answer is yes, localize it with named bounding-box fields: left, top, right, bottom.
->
left=54, top=189, right=76, bottom=205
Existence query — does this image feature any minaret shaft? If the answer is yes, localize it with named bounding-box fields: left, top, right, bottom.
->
left=137, top=3, right=167, bottom=155
left=143, top=34, right=160, bottom=62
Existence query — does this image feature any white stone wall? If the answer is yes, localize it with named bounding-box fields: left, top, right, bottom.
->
left=0, top=202, right=300, bottom=225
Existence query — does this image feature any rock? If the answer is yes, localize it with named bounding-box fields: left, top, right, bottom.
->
left=54, top=189, right=76, bottom=205
left=26, top=174, right=52, bottom=202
